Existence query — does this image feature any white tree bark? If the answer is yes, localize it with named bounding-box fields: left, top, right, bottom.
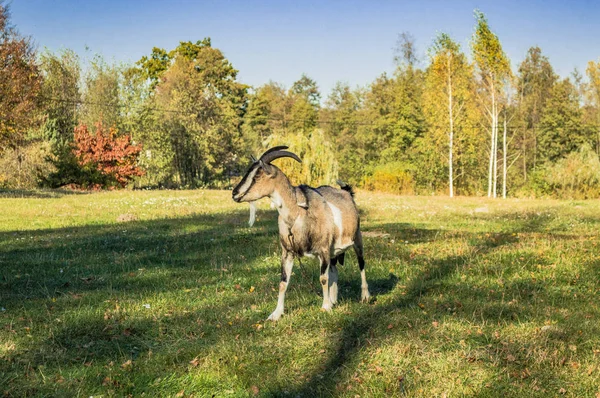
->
left=447, top=55, right=454, bottom=198
left=487, top=81, right=495, bottom=198
left=502, top=116, right=508, bottom=199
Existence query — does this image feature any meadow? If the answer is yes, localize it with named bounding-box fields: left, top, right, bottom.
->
left=1, top=189, right=599, bottom=397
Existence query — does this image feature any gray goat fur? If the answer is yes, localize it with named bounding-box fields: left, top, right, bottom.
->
left=232, top=146, right=370, bottom=321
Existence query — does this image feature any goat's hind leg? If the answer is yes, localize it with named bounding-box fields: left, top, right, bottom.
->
left=354, top=231, right=370, bottom=302
left=268, top=250, right=294, bottom=321
left=328, top=256, right=339, bottom=305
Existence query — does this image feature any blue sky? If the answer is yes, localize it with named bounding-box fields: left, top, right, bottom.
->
left=10, top=0, right=600, bottom=96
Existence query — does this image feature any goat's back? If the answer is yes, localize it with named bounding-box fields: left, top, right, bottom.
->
left=315, top=185, right=360, bottom=244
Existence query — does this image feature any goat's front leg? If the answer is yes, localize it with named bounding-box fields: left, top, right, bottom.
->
left=319, top=254, right=333, bottom=311
left=267, top=250, right=294, bottom=321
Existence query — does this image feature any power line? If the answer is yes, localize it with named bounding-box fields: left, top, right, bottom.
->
left=39, top=96, right=519, bottom=131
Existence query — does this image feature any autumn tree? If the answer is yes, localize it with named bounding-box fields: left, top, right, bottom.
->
left=472, top=10, right=511, bottom=197
left=0, top=4, right=41, bottom=151
left=422, top=33, right=477, bottom=196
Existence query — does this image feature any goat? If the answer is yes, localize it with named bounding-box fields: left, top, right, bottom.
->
left=232, top=146, right=370, bottom=321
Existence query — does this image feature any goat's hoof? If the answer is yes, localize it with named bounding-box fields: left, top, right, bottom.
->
left=321, top=305, right=332, bottom=312
left=361, top=292, right=371, bottom=303
left=267, top=311, right=283, bottom=321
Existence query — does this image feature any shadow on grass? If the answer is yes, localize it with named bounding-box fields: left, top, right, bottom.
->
left=0, top=209, right=278, bottom=304
left=285, top=219, right=595, bottom=397
left=0, top=188, right=90, bottom=199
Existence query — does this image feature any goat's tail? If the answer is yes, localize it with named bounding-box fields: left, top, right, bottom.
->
left=336, top=180, right=355, bottom=197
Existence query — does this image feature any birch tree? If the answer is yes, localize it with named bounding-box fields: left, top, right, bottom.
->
left=423, top=33, right=473, bottom=197
left=586, top=60, right=600, bottom=155
left=472, top=10, right=511, bottom=198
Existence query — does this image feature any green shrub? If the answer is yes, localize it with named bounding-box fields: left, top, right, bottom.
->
left=544, top=144, right=600, bottom=198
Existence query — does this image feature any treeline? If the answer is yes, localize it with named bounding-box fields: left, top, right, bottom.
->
left=2, top=5, right=600, bottom=198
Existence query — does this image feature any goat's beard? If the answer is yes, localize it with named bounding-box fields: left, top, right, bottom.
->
left=248, top=201, right=257, bottom=227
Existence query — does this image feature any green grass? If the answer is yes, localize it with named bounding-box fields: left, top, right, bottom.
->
left=1, top=189, right=599, bottom=397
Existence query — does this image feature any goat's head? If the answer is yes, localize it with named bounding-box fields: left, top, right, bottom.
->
left=232, top=146, right=301, bottom=203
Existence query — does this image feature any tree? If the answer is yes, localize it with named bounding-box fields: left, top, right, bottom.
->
left=423, top=33, right=475, bottom=197
left=516, top=47, right=557, bottom=181
left=586, top=60, right=600, bottom=155
left=38, top=49, right=83, bottom=188
left=139, top=39, right=248, bottom=187
left=0, top=4, right=41, bottom=151
left=472, top=10, right=511, bottom=198
left=243, top=82, right=291, bottom=152
left=322, top=82, right=366, bottom=184
left=79, top=56, right=123, bottom=130
left=538, top=78, right=584, bottom=164
left=289, top=74, right=320, bottom=132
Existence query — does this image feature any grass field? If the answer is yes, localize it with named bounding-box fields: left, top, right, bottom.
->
left=1, top=189, right=599, bottom=397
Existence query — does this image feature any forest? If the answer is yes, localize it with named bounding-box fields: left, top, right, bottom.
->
left=2, top=5, right=600, bottom=198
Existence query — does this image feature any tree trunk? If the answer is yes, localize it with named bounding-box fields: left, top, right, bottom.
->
left=502, top=116, right=507, bottom=199
left=487, top=81, right=495, bottom=198
left=493, top=103, right=498, bottom=198
left=448, top=55, right=454, bottom=198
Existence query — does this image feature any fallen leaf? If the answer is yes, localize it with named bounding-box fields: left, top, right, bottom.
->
left=251, top=385, right=259, bottom=396
left=559, top=387, right=566, bottom=394
left=387, top=324, right=394, bottom=329
left=121, top=359, right=132, bottom=369
left=176, top=390, right=185, bottom=397
left=319, top=349, right=326, bottom=354
left=249, top=286, right=255, bottom=293
left=432, top=321, right=439, bottom=328
left=189, top=357, right=200, bottom=367
left=375, top=365, right=383, bottom=374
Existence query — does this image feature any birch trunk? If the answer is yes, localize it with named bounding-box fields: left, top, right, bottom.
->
left=493, top=99, right=498, bottom=198
left=487, top=80, right=495, bottom=198
left=502, top=116, right=507, bottom=199
left=448, top=56, right=454, bottom=198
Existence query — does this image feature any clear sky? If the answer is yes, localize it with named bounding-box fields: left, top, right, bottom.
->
left=10, top=0, right=600, bottom=97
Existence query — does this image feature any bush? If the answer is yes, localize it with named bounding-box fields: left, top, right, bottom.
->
left=363, top=161, right=415, bottom=195
left=543, top=144, right=600, bottom=199
left=0, top=141, right=56, bottom=189
left=73, top=122, right=144, bottom=188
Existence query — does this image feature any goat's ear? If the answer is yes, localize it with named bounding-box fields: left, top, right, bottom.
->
left=259, top=159, right=275, bottom=176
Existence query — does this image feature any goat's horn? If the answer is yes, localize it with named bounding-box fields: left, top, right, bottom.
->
left=259, top=146, right=289, bottom=160
left=261, top=150, right=302, bottom=165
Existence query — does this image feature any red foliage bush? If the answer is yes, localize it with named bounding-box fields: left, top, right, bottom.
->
left=73, top=122, right=144, bottom=188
